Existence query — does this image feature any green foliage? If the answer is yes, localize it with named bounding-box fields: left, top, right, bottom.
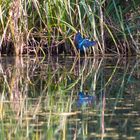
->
left=0, top=0, right=140, bottom=55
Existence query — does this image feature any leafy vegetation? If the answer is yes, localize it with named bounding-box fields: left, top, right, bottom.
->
left=0, top=0, right=140, bottom=55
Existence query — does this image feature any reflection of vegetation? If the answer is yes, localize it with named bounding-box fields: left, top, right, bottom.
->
left=0, top=56, right=140, bottom=139
left=0, top=0, right=140, bottom=55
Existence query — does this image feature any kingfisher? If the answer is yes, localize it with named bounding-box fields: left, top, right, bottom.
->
left=75, top=32, right=96, bottom=51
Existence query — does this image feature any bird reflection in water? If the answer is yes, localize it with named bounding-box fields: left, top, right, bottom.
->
left=77, top=91, right=96, bottom=107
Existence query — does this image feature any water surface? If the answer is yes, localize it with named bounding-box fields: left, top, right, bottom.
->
left=0, top=56, right=140, bottom=140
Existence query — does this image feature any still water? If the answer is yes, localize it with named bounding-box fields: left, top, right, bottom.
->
left=0, top=56, right=140, bottom=140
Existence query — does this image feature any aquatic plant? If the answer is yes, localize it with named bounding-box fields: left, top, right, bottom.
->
left=0, top=0, right=139, bottom=55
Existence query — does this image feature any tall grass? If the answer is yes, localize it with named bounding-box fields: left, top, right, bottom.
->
left=0, top=0, right=140, bottom=56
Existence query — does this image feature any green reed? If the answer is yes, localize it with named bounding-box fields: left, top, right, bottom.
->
left=0, top=1, right=140, bottom=55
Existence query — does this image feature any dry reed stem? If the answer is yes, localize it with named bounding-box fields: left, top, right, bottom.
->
left=9, top=0, right=23, bottom=55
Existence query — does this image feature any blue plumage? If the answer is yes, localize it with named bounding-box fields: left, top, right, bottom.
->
left=77, top=91, right=95, bottom=107
left=75, top=32, right=96, bottom=51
